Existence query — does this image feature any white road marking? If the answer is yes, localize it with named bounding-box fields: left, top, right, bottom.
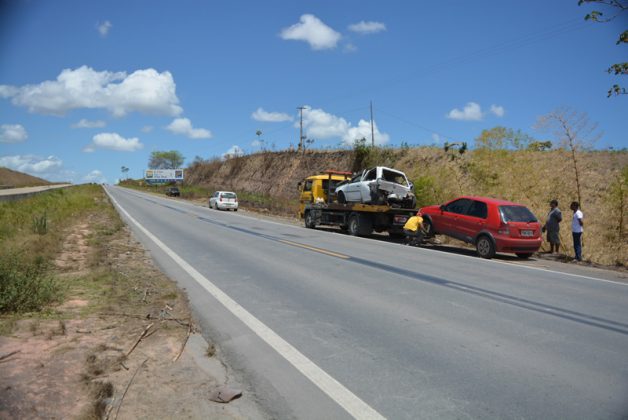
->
left=106, top=187, right=385, bottom=420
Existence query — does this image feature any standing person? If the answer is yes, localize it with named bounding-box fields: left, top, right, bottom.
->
left=542, top=199, right=562, bottom=254
left=570, top=201, right=584, bottom=261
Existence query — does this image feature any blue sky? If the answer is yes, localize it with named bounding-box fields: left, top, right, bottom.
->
left=1, top=0, right=626, bottom=184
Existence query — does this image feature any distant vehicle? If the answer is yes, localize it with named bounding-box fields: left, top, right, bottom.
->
left=165, top=186, right=180, bottom=197
left=335, top=166, right=415, bottom=209
left=420, top=196, right=542, bottom=259
left=209, top=191, right=238, bottom=211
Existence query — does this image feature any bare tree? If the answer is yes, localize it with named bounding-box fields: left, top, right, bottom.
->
left=535, top=107, right=602, bottom=205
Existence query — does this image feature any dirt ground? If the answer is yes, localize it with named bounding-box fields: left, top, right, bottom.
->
left=0, top=210, right=267, bottom=419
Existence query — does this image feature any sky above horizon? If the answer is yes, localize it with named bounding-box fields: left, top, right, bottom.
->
left=1, top=0, right=626, bottom=184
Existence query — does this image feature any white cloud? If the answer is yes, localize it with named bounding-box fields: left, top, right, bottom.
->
left=72, top=119, right=106, bottom=128
left=251, top=139, right=262, bottom=147
left=348, top=21, right=386, bottom=34
left=166, top=118, right=212, bottom=139
left=345, top=120, right=390, bottom=145
left=98, top=21, right=112, bottom=37
left=0, top=154, right=75, bottom=182
left=447, top=102, right=483, bottom=121
left=299, top=106, right=389, bottom=146
left=0, top=124, right=28, bottom=143
left=85, top=132, right=143, bottom=152
left=222, top=145, right=244, bottom=160
left=251, top=107, right=293, bottom=122
left=0, top=86, right=18, bottom=98
left=0, top=66, right=183, bottom=117
left=280, top=14, right=341, bottom=50
left=301, top=107, right=350, bottom=139
left=141, top=125, right=154, bottom=133
left=83, top=169, right=107, bottom=183
left=490, top=104, right=505, bottom=117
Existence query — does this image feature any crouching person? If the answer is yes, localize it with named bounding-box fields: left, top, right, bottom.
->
left=403, top=211, right=424, bottom=246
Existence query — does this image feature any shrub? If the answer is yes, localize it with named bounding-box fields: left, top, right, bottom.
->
left=411, top=175, right=441, bottom=208
left=0, top=252, right=63, bottom=313
left=32, top=212, right=48, bottom=235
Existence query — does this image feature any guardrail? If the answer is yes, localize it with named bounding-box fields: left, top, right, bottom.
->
left=0, top=184, right=73, bottom=202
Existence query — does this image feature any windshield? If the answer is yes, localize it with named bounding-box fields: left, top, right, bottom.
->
left=381, top=169, right=408, bottom=186
left=221, top=192, right=236, bottom=199
left=499, top=205, right=537, bottom=223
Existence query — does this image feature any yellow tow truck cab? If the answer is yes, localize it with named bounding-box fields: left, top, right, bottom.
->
left=298, top=171, right=352, bottom=218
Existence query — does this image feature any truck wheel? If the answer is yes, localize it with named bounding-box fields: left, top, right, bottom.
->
left=304, top=211, right=316, bottom=229
left=476, top=235, right=496, bottom=259
left=348, top=214, right=360, bottom=236
left=348, top=213, right=372, bottom=236
left=337, top=191, right=347, bottom=204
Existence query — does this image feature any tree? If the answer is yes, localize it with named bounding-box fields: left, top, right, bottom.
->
left=149, top=150, right=184, bottom=169
left=578, top=0, right=628, bottom=97
left=443, top=141, right=467, bottom=158
left=527, top=140, right=553, bottom=151
left=120, top=166, right=129, bottom=179
left=474, top=126, right=535, bottom=150
left=535, top=107, right=602, bottom=205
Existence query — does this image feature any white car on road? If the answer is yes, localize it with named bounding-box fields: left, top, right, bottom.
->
left=335, top=166, right=415, bottom=209
left=209, top=191, right=238, bottom=211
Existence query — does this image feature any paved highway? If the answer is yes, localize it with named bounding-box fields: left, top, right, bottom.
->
left=106, top=186, right=628, bottom=419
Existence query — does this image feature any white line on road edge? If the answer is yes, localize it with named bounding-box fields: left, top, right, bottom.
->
left=106, top=187, right=385, bottom=420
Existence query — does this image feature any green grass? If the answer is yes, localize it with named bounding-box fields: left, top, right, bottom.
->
left=0, top=252, right=63, bottom=313
left=0, top=185, right=113, bottom=315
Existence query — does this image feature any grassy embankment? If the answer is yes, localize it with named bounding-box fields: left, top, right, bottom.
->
left=0, top=185, right=185, bottom=331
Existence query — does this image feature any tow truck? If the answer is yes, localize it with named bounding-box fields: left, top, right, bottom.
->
left=298, top=170, right=418, bottom=237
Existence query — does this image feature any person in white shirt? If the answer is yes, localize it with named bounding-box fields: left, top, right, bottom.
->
left=570, top=201, right=584, bottom=261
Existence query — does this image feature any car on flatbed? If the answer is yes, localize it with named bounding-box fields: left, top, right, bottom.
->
left=420, top=196, right=542, bottom=259
left=335, top=166, right=416, bottom=209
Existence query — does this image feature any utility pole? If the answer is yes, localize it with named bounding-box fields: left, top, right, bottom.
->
left=370, top=101, right=375, bottom=147
left=297, top=106, right=306, bottom=153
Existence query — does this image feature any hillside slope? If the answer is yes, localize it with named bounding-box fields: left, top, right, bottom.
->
left=185, top=148, right=628, bottom=266
left=0, top=168, right=51, bottom=187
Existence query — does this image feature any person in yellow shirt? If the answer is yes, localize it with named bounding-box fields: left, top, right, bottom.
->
left=403, top=211, right=424, bottom=246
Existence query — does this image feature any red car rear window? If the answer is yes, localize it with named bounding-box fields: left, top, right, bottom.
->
left=499, top=206, right=537, bottom=223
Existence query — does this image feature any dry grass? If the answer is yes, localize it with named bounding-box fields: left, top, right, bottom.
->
left=0, top=167, right=51, bottom=187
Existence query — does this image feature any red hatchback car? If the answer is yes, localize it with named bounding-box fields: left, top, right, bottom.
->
left=420, top=196, right=542, bottom=259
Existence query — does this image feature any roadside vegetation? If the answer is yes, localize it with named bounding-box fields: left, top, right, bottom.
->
left=0, top=183, right=215, bottom=418
left=0, top=185, right=109, bottom=314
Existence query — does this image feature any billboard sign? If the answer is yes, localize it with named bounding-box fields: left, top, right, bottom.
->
left=144, top=169, right=184, bottom=183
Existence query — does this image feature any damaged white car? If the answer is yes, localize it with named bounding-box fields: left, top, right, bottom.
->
left=335, top=166, right=416, bottom=209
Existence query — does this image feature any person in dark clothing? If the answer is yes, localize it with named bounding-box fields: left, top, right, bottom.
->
left=542, top=199, right=562, bottom=254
